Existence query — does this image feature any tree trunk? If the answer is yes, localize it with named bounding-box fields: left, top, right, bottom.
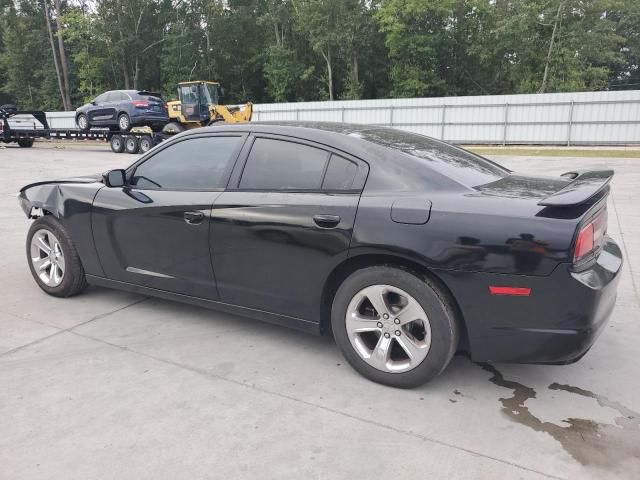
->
left=322, top=49, right=333, bottom=101
left=44, top=0, right=67, bottom=110
left=53, top=0, right=72, bottom=109
left=539, top=1, right=563, bottom=94
left=352, top=51, right=359, bottom=86
left=134, top=56, right=139, bottom=89
left=119, top=30, right=130, bottom=88
left=274, top=23, right=281, bottom=47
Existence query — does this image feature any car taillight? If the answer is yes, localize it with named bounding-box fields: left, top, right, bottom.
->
left=573, top=207, right=607, bottom=264
left=132, top=100, right=149, bottom=108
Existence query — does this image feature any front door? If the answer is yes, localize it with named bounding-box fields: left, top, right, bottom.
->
left=210, top=135, right=367, bottom=322
left=91, top=133, right=247, bottom=299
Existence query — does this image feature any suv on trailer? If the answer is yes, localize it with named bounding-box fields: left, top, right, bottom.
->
left=75, top=90, right=169, bottom=132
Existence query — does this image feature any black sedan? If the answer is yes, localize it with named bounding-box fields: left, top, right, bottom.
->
left=18, top=123, right=622, bottom=388
left=75, top=90, right=168, bottom=132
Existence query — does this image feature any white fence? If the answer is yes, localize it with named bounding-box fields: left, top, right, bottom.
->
left=45, top=90, right=640, bottom=145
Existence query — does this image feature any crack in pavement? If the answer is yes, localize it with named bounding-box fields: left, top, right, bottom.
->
left=0, top=297, right=147, bottom=359
left=610, top=194, right=640, bottom=307
left=66, top=328, right=563, bottom=480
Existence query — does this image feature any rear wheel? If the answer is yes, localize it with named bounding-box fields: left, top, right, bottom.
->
left=26, top=216, right=87, bottom=297
left=118, top=113, right=131, bottom=131
left=138, top=135, right=153, bottom=154
left=110, top=134, right=124, bottom=153
left=17, top=139, right=34, bottom=148
left=77, top=113, right=90, bottom=131
left=331, top=266, right=459, bottom=388
left=124, top=136, right=139, bottom=154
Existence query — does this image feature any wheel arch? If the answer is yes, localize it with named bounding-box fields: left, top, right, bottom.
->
left=320, top=253, right=470, bottom=352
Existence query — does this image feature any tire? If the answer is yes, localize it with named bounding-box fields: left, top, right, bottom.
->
left=162, top=121, right=185, bottom=135
left=331, top=266, right=459, bottom=388
left=17, top=139, right=34, bottom=148
left=124, top=136, right=139, bottom=154
left=138, top=135, right=153, bottom=154
left=118, top=113, right=131, bottom=131
left=110, top=134, right=124, bottom=153
left=76, top=113, right=90, bottom=131
left=26, top=216, right=88, bottom=298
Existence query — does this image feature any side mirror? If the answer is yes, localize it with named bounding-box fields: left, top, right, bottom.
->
left=103, top=169, right=126, bottom=188
left=91, top=101, right=97, bottom=105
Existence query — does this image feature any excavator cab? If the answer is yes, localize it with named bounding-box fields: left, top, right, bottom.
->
left=164, top=80, right=251, bottom=133
left=176, top=81, right=223, bottom=122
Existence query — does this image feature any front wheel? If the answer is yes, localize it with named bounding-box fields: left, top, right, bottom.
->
left=331, top=266, right=459, bottom=388
left=77, top=113, right=90, bottom=131
left=26, top=216, right=88, bottom=297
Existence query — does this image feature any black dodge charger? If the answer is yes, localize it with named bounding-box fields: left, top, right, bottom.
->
left=18, top=123, right=622, bottom=388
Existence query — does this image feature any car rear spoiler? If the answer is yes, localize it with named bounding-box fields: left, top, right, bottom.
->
left=537, top=170, right=614, bottom=207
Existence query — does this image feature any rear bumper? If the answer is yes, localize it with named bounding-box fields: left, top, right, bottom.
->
left=130, top=113, right=168, bottom=126
left=440, top=236, right=623, bottom=364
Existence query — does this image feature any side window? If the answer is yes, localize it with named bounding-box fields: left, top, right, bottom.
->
left=239, top=138, right=329, bottom=190
left=322, top=154, right=358, bottom=190
left=94, top=93, right=108, bottom=103
left=130, top=136, right=241, bottom=190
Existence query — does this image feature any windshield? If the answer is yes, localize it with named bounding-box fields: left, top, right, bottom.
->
left=349, top=127, right=510, bottom=187
left=200, top=84, right=220, bottom=105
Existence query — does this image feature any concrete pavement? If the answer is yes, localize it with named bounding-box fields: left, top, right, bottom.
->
left=1, top=144, right=639, bottom=479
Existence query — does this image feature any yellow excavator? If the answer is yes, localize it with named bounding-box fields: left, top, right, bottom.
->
left=163, top=81, right=252, bottom=133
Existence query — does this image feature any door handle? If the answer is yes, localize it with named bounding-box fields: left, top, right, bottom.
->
left=184, top=211, right=205, bottom=225
left=313, top=214, right=341, bottom=228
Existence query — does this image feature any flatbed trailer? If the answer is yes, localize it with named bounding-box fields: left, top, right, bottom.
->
left=1, top=109, right=168, bottom=154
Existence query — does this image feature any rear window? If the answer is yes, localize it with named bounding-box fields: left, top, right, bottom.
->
left=135, top=91, right=163, bottom=102
left=351, top=127, right=509, bottom=187
left=240, top=138, right=329, bottom=190
left=322, top=154, right=358, bottom=190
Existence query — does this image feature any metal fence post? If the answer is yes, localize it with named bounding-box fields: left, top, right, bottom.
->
left=440, top=105, right=447, bottom=140
left=389, top=106, right=394, bottom=127
left=341, top=107, right=345, bottom=123
left=295, top=109, right=299, bottom=121
left=503, top=103, right=509, bottom=146
left=567, top=100, right=574, bottom=147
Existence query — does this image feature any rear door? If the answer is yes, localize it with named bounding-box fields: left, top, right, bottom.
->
left=92, top=133, right=246, bottom=299
left=210, top=134, right=368, bottom=322
left=88, top=92, right=111, bottom=124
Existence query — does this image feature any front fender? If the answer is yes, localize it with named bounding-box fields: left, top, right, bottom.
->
left=19, top=183, right=64, bottom=218
left=19, top=180, right=106, bottom=277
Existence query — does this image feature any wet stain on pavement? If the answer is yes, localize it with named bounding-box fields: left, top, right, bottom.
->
left=480, top=363, right=640, bottom=470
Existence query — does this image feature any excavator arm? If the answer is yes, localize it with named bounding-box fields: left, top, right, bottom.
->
left=210, top=102, right=253, bottom=124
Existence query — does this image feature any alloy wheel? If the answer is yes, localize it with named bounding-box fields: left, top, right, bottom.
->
left=118, top=114, right=130, bottom=130
left=30, top=229, right=65, bottom=287
left=345, top=284, right=431, bottom=373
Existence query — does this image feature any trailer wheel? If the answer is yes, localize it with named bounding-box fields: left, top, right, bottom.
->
left=110, top=134, right=125, bottom=153
left=18, top=139, right=34, bottom=148
left=138, top=135, right=153, bottom=154
left=125, top=136, right=139, bottom=154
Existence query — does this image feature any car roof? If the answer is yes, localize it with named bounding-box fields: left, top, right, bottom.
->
left=180, top=122, right=509, bottom=189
